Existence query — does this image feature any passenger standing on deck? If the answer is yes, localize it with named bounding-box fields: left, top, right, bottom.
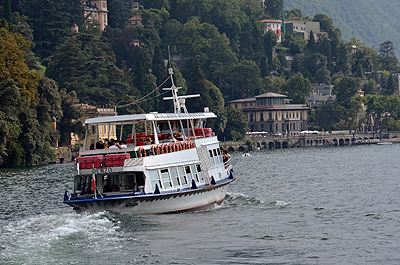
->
left=223, top=150, right=231, bottom=163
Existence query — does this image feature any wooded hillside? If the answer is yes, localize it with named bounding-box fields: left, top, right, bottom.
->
left=286, top=0, right=400, bottom=56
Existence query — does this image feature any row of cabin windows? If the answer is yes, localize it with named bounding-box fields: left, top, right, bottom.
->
left=250, top=111, right=303, bottom=122
left=149, top=165, right=203, bottom=191
left=209, top=148, right=223, bottom=166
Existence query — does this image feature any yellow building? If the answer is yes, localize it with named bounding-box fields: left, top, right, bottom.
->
left=71, top=104, right=116, bottom=147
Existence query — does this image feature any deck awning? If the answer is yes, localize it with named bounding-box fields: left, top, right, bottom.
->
left=84, top=112, right=217, bottom=126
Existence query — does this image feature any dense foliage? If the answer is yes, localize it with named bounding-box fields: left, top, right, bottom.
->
left=1, top=0, right=400, bottom=167
left=286, top=0, right=400, bottom=58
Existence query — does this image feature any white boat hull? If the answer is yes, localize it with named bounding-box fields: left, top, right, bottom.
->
left=65, top=179, right=234, bottom=214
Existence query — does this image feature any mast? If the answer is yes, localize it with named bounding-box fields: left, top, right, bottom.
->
left=163, top=66, right=199, bottom=114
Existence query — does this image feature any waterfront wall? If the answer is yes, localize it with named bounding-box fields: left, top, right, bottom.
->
left=220, top=131, right=400, bottom=152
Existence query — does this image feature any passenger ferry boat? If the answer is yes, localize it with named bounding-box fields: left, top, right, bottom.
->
left=63, top=67, right=236, bottom=214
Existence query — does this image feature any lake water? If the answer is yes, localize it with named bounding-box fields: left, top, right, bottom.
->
left=1, top=144, right=399, bottom=264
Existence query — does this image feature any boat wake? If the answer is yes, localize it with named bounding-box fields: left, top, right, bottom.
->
left=0, top=211, right=122, bottom=264
left=222, top=192, right=265, bottom=207
left=273, top=200, right=292, bottom=206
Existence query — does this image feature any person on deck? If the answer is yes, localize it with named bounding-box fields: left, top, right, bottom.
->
left=223, top=150, right=231, bottom=163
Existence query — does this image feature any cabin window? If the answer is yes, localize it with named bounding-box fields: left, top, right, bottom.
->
left=103, top=175, right=120, bottom=192
left=196, top=165, right=203, bottom=181
left=170, top=168, right=180, bottom=187
left=216, top=148, right=222, bottom=164
left=178, top=167, right=188, bottom=186
left=149, top=170, right=161, bottom=190
left=213, top=149, right=218, bottom=165
left=160, top=169, right=172, bottom=189
left=190, top=165, right=199, bottom=182
left=76, top=175, right=92, bottom=194
left=209, top=150, right=215, bottom=166
left=185, top=166, right=193, bottom=183
left=120, top=175, right=135, bottom=191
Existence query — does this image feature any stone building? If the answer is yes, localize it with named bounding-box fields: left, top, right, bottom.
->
left=229, top=92, right=309, bottom=136
left=81, top=0, right=108, bottom=31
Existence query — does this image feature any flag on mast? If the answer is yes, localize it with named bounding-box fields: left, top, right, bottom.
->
left=92, top=166, right=97, bottom=199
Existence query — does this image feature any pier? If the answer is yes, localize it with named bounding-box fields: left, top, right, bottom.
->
left=220, top=131, right=400, bottom=152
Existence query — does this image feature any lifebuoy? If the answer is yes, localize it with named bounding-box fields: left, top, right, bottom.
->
left=151, top=145, right=156, bottom=155
left=138, top=147, right=146, bottom=157
left=169, top=142, right=175, bottom=152
left=157, top=144, right=162, bottom=154
left=175, top=142, right=181, bottom=151
left=164, top=143, right=169, bottom=153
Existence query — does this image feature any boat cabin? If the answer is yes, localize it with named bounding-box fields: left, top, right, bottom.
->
left=72, top=111, right=227, bottom=199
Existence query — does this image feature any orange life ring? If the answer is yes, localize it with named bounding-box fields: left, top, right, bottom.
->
left=163, top=143, right=169, bottom=153
left=169, top=142, right=175, bottom=152
left=151, top=145, right=156, bottom=155
left=138, top=147, right=146, bottom=157
left=175, top=142, right=181, bottom=151
left=157, top=144, right=162, bottom=154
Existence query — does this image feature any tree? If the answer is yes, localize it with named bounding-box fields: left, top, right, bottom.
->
left=333, top=77, right=360, bottom=109
left=177, top=17, right=237, bottom=82
left=208, top=81, right=227, bottom=136
left=219, top=105, right=247, bottom=141
left=282, top=73, right=311, bottom=104
left=186, top=59, right=213, bottom=112
left=0, top=79, right=23, bottom=166
left=313, top=13, right=334, bottom=34
left=263, top=30, right=277, bottom=67
left=57, top=89, right=83, bottom=146
left=262, top=75, right=285, bottom=94
left=313, top=102, right=341, bottom=130
left=306, top=31, right=317, bottom=52
left=3, top=0, right=12, bottom=22
left=286, top=8, right=302, bottom=19
left=264, top=0, right=282, bottom=19
left=0, top=27, right=39, bottom=102
left=314, top=67, right=331, bottom=85
left=107, top=0, right=134, bottom=29
left=46, top=33, right=136, bottom=106
left=363, top=78, right=379, bottom=95
left=224, top=60, right=262, bottom=101
left=365, top=95, right=387, bottom=132
left=379, top=41, right=399, bottom=72
left=383, top=73, right=398, bottom=95
left=20, top=0, right=82, bottom=58
left=303, top=52, right=328, bottom=77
